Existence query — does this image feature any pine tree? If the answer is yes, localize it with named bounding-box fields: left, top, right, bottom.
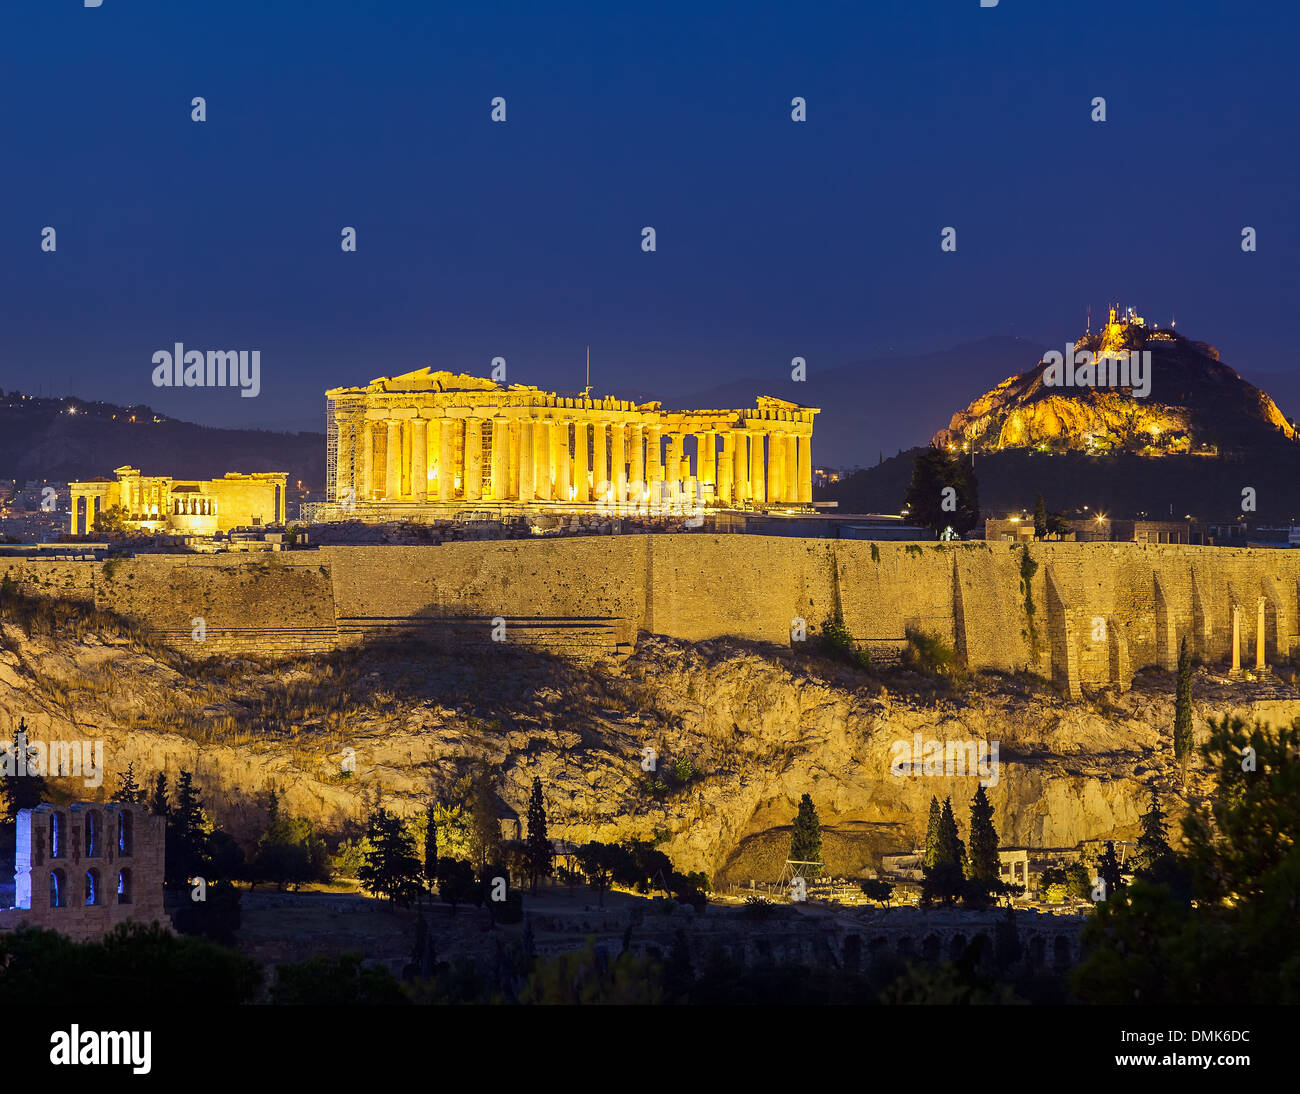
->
left=1132, top=786, right=1177, bottom=885
left=1033, top=493, right=1047, bottom=539
left=1174, top=638, right=1194, bottom=763
left=150, top=772, right=169, bottom=817
left=967, top=785, right=1000, bottom=881
left=115, top=762, right=142, bottom=804
left=467, top=769, right=501, bottom=871
left=922, top=796, right=942, bottom=869
left=789, top=793, right=822, bottom=868
left=525, top=776, right=552, bottom=894
left=166, top=770, right=210, bottom=888
left=2, top=718, right=49, bottom=820
left=358, top=808, right=423, bottom=906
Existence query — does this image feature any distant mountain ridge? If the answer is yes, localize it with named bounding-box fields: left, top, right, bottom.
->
left=0, top=391, right=324, bottom=490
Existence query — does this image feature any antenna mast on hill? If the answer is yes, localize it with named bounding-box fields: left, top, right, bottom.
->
left=586, top=345, right=590, bottom=391
left=1086, top=305, right=1092, bottom=335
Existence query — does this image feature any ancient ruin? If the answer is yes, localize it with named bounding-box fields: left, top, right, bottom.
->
left=317, top=368, right=819, bottom=519
left=68, top=466, right=288, bottom=535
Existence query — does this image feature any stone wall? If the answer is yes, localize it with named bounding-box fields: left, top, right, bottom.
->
left=2, top=539, right=1298, bottom=690
left=0, top=802, right=167, bottom=941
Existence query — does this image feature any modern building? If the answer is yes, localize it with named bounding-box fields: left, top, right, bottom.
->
left=316, top=368, right=818, bottom=520
left=68, top=465, right=288, bottom=535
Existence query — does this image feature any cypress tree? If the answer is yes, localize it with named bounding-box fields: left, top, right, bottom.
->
left=422, top=804, right=438, bottom=893
left=922, top=796, right=942, bottom=869
left=935, top=796, right=965, bottom=869
left=1173, top=638, right=1194, bottom=762
left=1033, top=493, right=1047, bottom=539
left=967, top=785, right=1000, bottom=881
left=1095, top=840, right=1124, bottom=900
left=789, top=793, right=822, bottom=866
left=525, top=776, right=552, bottom=894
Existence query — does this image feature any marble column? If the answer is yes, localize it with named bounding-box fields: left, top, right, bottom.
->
left=647, top=425, right=663, bottom=489
left=508, top=418, right=521, bottom=499
left=717, top=432, right=734, bottom=503
left=697, top=431, right=716, bottom=495
left=750, top=430, right=766, bottom=505
left=335, top=418, right=355, bottom=503
left=784, top=433, right=798, bottom=503
left=534, top=418, right=552, bottom=501
left=1231, top=604, right=1241, bottom=673
left=492, top=416, right=510, bottom=501
left=630, top=425, right=645, bottom=499
left=412, top=419, right=428, bottom=502
left=665, top=434, right=684, bottom=499
left=768, top=431, right=784, bottom=503
left=797, top=431, right=812, bottom=504
left=732, top=431, right=749, bottom=501
left=385, top=419, right=401, bottom=500
left=553, top=418, right=571, bottom=502
left=518, top=419, right=535, bottom=503
left=611, top=423, right=627, bottom=505
left=438, top=418, right=455, bottom=502
left=465, top=417, right=483, bottom=501
left=593, top=421, right=608, bottom=502
left=574, top=420, right=590, bottom=503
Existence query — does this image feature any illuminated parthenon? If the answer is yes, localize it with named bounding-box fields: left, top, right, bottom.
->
left=321, top=368, right=818, bottom=516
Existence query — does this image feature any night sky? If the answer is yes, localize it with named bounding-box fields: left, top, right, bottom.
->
left=2, top=0, right=1296, bottom=446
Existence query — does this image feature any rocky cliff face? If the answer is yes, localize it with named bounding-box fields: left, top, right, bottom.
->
left=935, top=323, right=1297, bottom=455
left=2, top=616, right=1294, bottom=881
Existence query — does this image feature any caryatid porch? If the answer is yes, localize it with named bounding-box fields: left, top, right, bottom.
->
left=324, top=370, right=818, bottom=515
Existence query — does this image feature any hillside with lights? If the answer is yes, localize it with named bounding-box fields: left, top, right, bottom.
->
left=933, top=309, right=1299, bottom=457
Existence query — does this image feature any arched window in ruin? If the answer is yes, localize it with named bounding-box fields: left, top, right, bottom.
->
left=50, top=869, right=67, bottom=908
left=117, top=868, right=133, bottom=905
left=85, top=810, right=101, bottom=857
left=85, top=869, right=100, bottom=905
left=949, top=933, right=968, bottom=962
left=921, top=933, right=941, bottom=963
left=118, top=810, right=133, bottom=856
left=50, top=812, right=64, bottom=858
left=1053, top=935, right=1072, bottom=968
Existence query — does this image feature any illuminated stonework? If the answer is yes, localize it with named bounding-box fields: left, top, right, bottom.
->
left=69, top=465, right=288, bottom=535
left=318, top=368, right=818, bottom=518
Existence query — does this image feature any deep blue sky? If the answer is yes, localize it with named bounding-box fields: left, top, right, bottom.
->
left=2, top=0, right=1296, bottom=440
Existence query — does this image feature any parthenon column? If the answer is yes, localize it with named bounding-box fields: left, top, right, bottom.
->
left=647, top=424, right=663, bottom=489
left=336, top=417, right=356, bottom=503
left=697, top=432, right=716, bottom=496
left=717, top=432, right=734, bottom=503
left=465, top=417, right=483, bottom=501
left=518, top=419, right=535, bottom=503
left=629, top=425, right=645, bottom=497
left=553, top=418, right=571, bottom=502
left=611, top=423, right=627, bottom=504
left=767, top=431, right=784, bottom=503
left=412, top=418, right=427, bottom=502
left=732, top=430, right=749, bottom=501
left=797, top=431, right=812, bottom=504
left=385, top=419, right=401, bottom=500
left=574, top=420, right=590, bottom=503
left=508, top=419, right=521, bottom=499
left=534, top=418, right=552, bottom=501
left=593, top=421, right=607, bottom=502
left=438, top=418, right=455, bottom=502
left=492, top=416, right=510, bottom=501
left=750, top=430, right=766, bottom=505
left=665, top=434, right=684, bottom=498
left=784, top=433, right=798, bottom=504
